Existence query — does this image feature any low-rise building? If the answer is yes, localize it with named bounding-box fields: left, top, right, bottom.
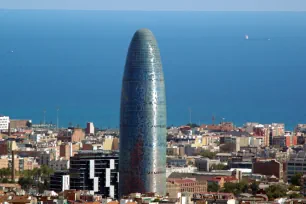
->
left=207, top=176, right=238, bottom=188
left=49, top=158, right=70, bottom=171
left=167, top=158, right=187, bottom=167
left=216, top=153, right=232, bottom=163
left=253, top=159, right=283, bottom=180
left=195, top=158, right=221, bottom=172
left=0, top=156, right=39, bottom=171
left=0, top=116, right=9, bottom=131
left=167, top=178, right=207, bottom=198
left=166, top=166, right=197, bottom=178
left=192, top=192, right=236, bottom=204
left=57, top=128, right=85, bottom=143
left=287, top=150, right=306, bottom=182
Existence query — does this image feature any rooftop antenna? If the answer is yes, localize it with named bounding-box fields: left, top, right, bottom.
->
left=56, top=107, right=60, bottom=130
left=188, top=107, right=192, bottom=125
left=212, top=115, right=215, bottom=125
left=11, top=150, right=15, bottom=182
left=43, top=109, right=46, bottom=125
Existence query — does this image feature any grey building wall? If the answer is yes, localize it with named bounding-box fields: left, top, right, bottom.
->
left=195, top=158, right=210, bottom=172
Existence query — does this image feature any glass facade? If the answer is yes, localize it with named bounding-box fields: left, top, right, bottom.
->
left=119, top=29, right=167, bottom=197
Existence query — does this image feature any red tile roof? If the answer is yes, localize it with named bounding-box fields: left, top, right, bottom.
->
left=168, top=178, right=196, bottom=184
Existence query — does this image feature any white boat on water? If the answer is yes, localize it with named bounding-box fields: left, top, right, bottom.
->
left=245, top=35, right=249, bottom=40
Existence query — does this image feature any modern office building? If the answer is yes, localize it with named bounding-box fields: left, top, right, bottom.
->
left=50, top=170, right=70, bottom=192
left=69, top=150, right=119, bottom=198
left=119, top=28, right=167, bottom=196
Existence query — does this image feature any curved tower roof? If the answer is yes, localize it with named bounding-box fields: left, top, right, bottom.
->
left=119, top=28, right=167, bottom=197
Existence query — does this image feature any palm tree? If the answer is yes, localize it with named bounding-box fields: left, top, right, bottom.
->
left=40, top=165, right=53, bottom=180
left=0, top=169, right=4, bottom=178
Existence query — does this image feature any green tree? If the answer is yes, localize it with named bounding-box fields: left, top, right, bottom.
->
left=26, top=121, right=32, bottom=128
left=187, top=123, right=200, bottom=128
left=211, top=164, right=228, bottom=170
left=265, top=185, right=287, bottom=200
left=200, top=150, right=216, bottom=159
left=291, top=173, right=302, bottom=186
left=250, top=181, right=259, bottom=195
left=208, top=182, right=219, bottom=192
left=223, top=182, right=237, bottom=194
left=236, top=180, right=249, bottom=194
left=289, top=193, right=304, bottom=199
left=0, top=168, right=11, bottom=179
left=18, top=165, right=54, bottom=192
left=288, top=185, right=300, bottom=191
left=40, top=165, right=54, bottom=180
left=18, top=177, right=34, bottom=189
left=223, top=180, right=248, bottom=196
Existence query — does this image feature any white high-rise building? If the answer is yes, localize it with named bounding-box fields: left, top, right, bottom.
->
left=0, top=116, right=9, bottom=131
left=86, top=122, right=95, bottom=135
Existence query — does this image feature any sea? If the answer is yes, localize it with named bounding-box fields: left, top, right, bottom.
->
left=0, top=10, right=306, bottom=130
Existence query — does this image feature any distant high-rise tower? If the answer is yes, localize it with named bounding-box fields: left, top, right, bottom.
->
left=86, top=122, right=95, bottom=135
left=119, top=29, right=167, bottom=196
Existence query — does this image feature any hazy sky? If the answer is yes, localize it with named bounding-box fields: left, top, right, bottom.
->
left=1, top=0, right=306, bottom=11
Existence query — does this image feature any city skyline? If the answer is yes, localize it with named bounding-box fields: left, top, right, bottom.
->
left=0, top=1, right=305, bottom=201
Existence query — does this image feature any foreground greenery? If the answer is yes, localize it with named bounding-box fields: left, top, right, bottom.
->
left=289, top=193, right=304, bottom=199
left=208, top=180, right=259, bottom=195
left=223, top=180, right=250, bottom=195
left=0, top=165, right=54, bottom=193
left=210, top=163, right=228, bottom=170
left=0, top=168, right=11, bottom=179
left=18, top=165, right=54, bottom=193
left=291, top=173, right=302, bottom=186
left=265, top=184, right=287, bottom=200
left=208, top=182, right=220, bottom=192
left=209, top=180, right=289, bottom=200
left=199, top=150, right=216, bottom=159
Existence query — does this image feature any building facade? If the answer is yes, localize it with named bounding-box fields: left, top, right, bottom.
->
left=287, top=150, right=306, bottom=182
left=253, top=159, right=283, bottom=180
left=86, top=122, right=95, bottom=135
left=50, top=171, right=70, bottom=192
left=195, top=158, right=210, bottom=172
left=0, top=156, right=38, bottom=171
left=9, top=119, right=29, bottom=129
left=0, top=116, right=9, bottom=131
left=39, top=152, right=51, bottom=166
left=119, top=29, right=167, bottom=196
left=166, top=178, right=207, bottom=198
left=69, top=151, right=119, bottom=198
left=49, top=159, right=70, bottom=171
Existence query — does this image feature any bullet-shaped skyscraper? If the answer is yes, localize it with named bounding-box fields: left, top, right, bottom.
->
left=119, top=29, right=167, bottom=196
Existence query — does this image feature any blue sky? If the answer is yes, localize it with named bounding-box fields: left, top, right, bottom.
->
left=0, top=0, right=306, bottom=11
